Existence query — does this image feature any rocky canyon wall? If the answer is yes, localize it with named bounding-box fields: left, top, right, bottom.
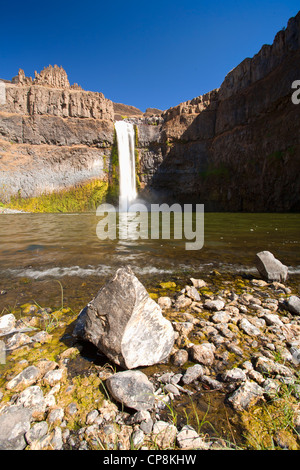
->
left=137, top=11, right=300, bottom=211
left=0, top=65, right=115, bottom=200
left=1, top=11, right=300, bottom=211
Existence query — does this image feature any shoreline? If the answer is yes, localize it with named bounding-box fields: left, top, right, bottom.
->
left=0, top=207, right=25, bottom=214
left=0, top=269, right=299, bottom=450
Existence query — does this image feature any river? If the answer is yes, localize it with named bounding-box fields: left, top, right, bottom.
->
left=0, top=212, right=299, bottom=313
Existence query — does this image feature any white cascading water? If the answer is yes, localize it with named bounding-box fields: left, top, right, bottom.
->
left=115, top=120, right=137, bottom=212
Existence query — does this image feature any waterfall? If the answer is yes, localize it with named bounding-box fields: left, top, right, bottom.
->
left=115, top=120, right=137, bottom=212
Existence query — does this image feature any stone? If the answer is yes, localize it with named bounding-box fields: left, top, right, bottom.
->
left=185, top=286, right=201, bottom=301
left=174, top=294, right=192, bottom=309
left=238, top=318, right=261, bottom=337
left=140, top=418, right=153, bottom=434
left=182, top=364, right=204, bottom=384
left=131, top=409, right=151, bottom=423
left=227, top=381, right=264, bottom=411
left=51, top=427, right=63, bottom=450
left=132, top=410, right=154, bottom=434
left=171, top=349, right=189, bottom=367
left=255, top=251, right=288, bottom=282
left=5, top=332, right=32, bottom=350
left=106, top=370, right=155, bottom=411
left=6, top=365, right=41, bottom=391
left=164, top=383, right=180, bottom=396
left=255, top=356, right=294, bottom=377
left=65, top=402, right=78, bottom=417
left=177, top=425, right=209, bottom=450
left=199, top=375, right=223, bottom=390
left=211, top=311, right=231, bottom=323
left=247, top=369, right=265, bottom=385
left=73, top=266, right=174, bottom=369
left=0, top=313, right=16, bottom=336
left=131, top=429, right=144, bottom=448
left=86, top=409, right=99, bottom=425
left=190, top=278, right=207, bottom=288
left=189, top=342, right=215, bottom=366
left=152, top=420, right=177, bottom=449
left=284, top=296, right=300, bottom=315
left=157, top=297, right=172, bottom=309
left=263, top=313, right=284, bottom=327
left=25, top=421, right=48, bottom=445
left=31, top=330, right=52, bottom=343
left=0, top=405, right=32, bottom=450
left=204, top=299, right=225, bottom=311
left=16, top=385, right=46, bottom=419
left=47, top=408, right=64, bottom=425
left=158, top=372, right=175, bottom=384
left=43, top=368, right=65, bottom=386
left=221, top=368, right=247, bottom=383
left=33, top=65, right=70, bottom=88
left=172, top=321, right=194, bottom=336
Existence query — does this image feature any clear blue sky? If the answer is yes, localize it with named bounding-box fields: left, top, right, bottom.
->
left=0, top=0, right=299, bottom=111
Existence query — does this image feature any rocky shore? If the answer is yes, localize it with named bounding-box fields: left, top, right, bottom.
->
left=0, top=254, right=299, bottom=450
left=0, top=207, right=24, bottom=214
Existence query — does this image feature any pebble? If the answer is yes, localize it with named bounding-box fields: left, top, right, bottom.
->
left=204, top=299, right=225, bottom=311
left=1, top=272, right=300, bottom=450
left=182, top=364, right=204, bottom=384
left=177, top=425, right=209, bottom=450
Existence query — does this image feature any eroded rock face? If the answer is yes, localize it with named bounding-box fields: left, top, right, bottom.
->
left=0, top=65, right=114, bottom=200
left=139, top=11, right=300, bottom=211
left=1, top=12, right=300, bottom=209
left=73, top=266, right=175, bottom=369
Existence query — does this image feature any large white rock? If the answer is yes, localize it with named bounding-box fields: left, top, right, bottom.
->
left=73, top=266, right=175, bottom=369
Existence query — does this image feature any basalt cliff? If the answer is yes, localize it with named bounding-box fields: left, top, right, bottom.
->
left=0, top=11, right=299, bottom=211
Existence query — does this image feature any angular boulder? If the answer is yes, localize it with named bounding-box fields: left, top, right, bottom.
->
left=73, top=266, right=175, bottom=369
left=255, top=251, right=288, bottom=282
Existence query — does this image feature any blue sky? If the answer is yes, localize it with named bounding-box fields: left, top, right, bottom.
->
left=0, top=0, right=299, bottom=111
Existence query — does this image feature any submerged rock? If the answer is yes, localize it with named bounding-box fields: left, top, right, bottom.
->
left=255, top=251, right=288, bottom=282
left=73, top=266, right=175, bottom=369
left=182, top=364, right=204, bottom=385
